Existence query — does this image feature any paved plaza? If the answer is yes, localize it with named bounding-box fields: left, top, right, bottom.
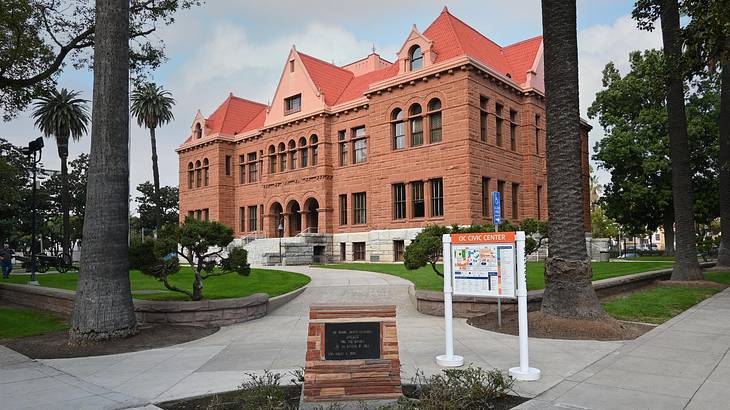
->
left=1, top=266, right=729, bottom=409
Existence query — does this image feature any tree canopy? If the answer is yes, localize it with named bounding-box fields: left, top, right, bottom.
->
left=134, top=182, right=179, bottom=230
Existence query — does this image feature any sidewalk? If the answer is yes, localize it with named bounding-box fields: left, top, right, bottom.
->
left=518, top=287, right=730, bottom=409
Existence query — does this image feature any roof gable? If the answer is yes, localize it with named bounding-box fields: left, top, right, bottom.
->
left=206, top=94, right=267, bottom=135
left=298, top=52, right=354, bottom=105
left=503, top=36, right=543, bottom=85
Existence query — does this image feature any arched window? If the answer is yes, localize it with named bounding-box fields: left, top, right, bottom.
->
left=288, top=140, right=297, bottom=170
left=310, top=135, right=319, bottom=165
left=391, top=108, right=405, bottom=150
left=194, top=123, right=202, bottom=139
left=187, top=162, right=194, bottom=189
left=278, top=143, right=287, bottom=172
left=409, top=45, right=423, bottom=71
left=409, top=104, right=423, bottom=146
left=428, top=98, right=443, bottom=143
left=195, top=160, right=202, bottom=187
left=299, top=137, right=308, bottom=167
left=203, top=158, right=209, bottom=186
left=268, top=145, right=277, bottom=174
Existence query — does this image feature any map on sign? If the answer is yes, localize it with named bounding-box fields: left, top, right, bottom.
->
left=452, top=242, right=516, bottom=298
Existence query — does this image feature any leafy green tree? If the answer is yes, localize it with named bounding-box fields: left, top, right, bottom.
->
left=138, top=219, right=250, bottom=300
left=541, top=0, right=605, bottom=319
left=134, top=182, right=179, bottom=231
left=633, top=0, right=703, bottom=280
left=590, top=50, right=720, bottom=256
left=131, top=83, right=175, bottom=230
left=0, top=139, right=30, bottom=245
left=591, top=207, right=619, bottom=239
left=683, top=0, right=730, bottom=267
left=0, top=0, right=200, bottom=120
left=43, top=153, right=89, bottom=242
left=32, top=88, right=89, bottom=260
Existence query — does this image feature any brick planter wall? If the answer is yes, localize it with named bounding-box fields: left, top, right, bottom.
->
left=0, top=283, right=306, bottom=327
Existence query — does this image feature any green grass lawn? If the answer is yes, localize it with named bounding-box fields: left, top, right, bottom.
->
left=635, top=255, right=676, bottom=261
left=5, top=267, right=311, bottom=301
left=321, top=261, right=674, bottom=291
left=602, top=286, right=719, bottom=324
left=0, top=306, right=68, bottom=339
left=705, top=271, right=730, bottom=284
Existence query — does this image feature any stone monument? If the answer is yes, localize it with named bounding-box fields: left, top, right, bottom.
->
left=302, top=304, right=402, bottom=407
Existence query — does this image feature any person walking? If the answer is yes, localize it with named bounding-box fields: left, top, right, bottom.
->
left=1, top=243, right=14, bottom=279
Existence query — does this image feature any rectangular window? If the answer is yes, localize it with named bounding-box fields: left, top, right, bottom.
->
left=353, top=242, right=366, bottom=261
left=411, top=181, right=425, bottom=218
left=239, top=207, right=245, bottom=231
left=203, top=208, right=209, bottom=221
left=312, top=144, right=318, bottom=166
left=269, top=154, right=276, bottom=174
left=188, top=169, right=193, bottom=189
left=248, top=152, right=258, bottom=183
left=225, top=155, right=232, bottom=176
left=535, top=114, right=541, bottom=154
left=195, top=210, right=202, bottom=220
left=188, top=210, right=194, bottom=219
left=393, top=183, right=406, bottom=219
left=497, top=180, right=505, bottom=217
left=495, top=103, right=503, bottom=146
left=480, top=96, right=488, bottom=142
left=482, top=177, right=490, bottom=217
left=338, top=130, right=348, bottom=166
left=430, top=178, right=444, bottom=217
left=279, top=151, right=286, bottom=172
left=393, top=121, right=405, bottom=149
left=340, top=243, right=347, bottom=261
left=510, top=110, right=518, bottom=151
left=393, top=240, right=405, bottom=262
left=352, top=127, right=367, bottom=164
left=248, top=205, right=258, bottom=231
left=353, top=192, right=367, bottom=224
left=411, top=117, right=423, bottom=146
left=537, top=185, right=543, bottom=220
left=429, top=111, right=442, bottom=143
left=512, top=183, right=520, bottom=219
left=239, top=155, right=245, bottom=184
left=339, top=194, right=348, bottom=225
left=284, top=94, right=301, bottom=115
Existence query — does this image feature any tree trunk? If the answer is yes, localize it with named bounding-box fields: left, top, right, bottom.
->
left=69, top=0, right=136, bottom=344
left=717, top=44, right=730, bottom=267
left=150, top=127, right=162, bottom=230
left=663, top=209, right=675, bottom=256
left=540, top=0, right=605, bottom=319
left=58, top=140, right=71, bottom=261
left=660, top=0, right=703, bottom=280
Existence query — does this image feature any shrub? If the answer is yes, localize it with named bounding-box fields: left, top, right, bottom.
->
left=236, top=371, right=291, bottom=410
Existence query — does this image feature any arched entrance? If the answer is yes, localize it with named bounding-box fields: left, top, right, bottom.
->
left=304, top=198, right=319, bottom=233
left=287, top=200, right=301, bottom=236
left=270, top=202, right=283, bottom=237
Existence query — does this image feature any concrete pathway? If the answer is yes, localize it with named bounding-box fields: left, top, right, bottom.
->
left=518, top=287, right=730, bottom=409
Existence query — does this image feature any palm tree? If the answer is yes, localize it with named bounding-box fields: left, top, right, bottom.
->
left=659, top=0, right=703, bottom=280
left=131, top=83, right=175, bottom=230
left=32, top=88, right=89, bottom=265
left=69, top=0, right=137, bottom=344
left=588, top=165, right=603, bottom=211
left=540, top=0, right=605, bottom=319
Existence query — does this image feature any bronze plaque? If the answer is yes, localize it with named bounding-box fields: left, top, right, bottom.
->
left=324, top=322, right=380, bottom=360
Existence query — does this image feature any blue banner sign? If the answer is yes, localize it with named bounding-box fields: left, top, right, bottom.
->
left=492, top=192, right=501, bottom=225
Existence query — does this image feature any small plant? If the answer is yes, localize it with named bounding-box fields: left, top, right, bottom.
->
left=130, top=219, right=250, bottom=300
left=399, top=366, right=515, bottom=410
left=237, top=370, right=294, bottom=410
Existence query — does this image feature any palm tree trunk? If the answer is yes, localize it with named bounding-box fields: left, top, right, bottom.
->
left=540, top=0, right=604, bottom=319
left=69, top=0, right=136, bottom=344
left=717, top=45, right=730, bottom=267
left=663, top=208, right=675, bottom=256
left=660, top=0, right=703, bottom=280
left=60, top=153, right=71, bottom=260
left=150, top=127, right=161, bottom=230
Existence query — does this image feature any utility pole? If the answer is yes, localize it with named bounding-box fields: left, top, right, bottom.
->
left=23, top=137, right=44, bottom=285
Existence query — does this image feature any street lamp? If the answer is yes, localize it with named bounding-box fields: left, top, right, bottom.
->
left=278, top=216, right=284, bottom=266
left=21, top=137, right=44, bottom=286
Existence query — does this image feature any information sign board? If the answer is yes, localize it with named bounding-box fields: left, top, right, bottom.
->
left=450, top=232, right=516, bottom=298
left=492, top=192, right=501, bottom=225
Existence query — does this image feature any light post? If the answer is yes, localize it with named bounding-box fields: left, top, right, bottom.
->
left=21, top=137, right=44, bottom=286
left=278, top=216, right=284, bottom=266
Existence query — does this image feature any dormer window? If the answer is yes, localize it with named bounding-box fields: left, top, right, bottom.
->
left=285, top=94, right=301, bottom=115
left=194, top=123, right=202, bottom=139
left=409, top=45, right=423, bottom=71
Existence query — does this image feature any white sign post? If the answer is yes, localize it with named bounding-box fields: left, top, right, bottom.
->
left=437, top=231, right=540, bottom=381
left=435, top=234, right=464, bottom=367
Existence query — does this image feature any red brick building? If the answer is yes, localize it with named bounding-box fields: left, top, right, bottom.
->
left=177, top=8, right=591, bottom=263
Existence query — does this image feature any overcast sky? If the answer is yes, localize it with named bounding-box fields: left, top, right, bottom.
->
left=0, top=0, right=662, bottom=203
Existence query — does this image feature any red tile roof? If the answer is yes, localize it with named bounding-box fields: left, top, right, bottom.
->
left=206, top=94, right=267, bottom=135
left=335, top=64, right=398, bottom=105
left=503, top=36, right=543, bottom=84
left=298, top=52, right=355, bottom=105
